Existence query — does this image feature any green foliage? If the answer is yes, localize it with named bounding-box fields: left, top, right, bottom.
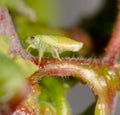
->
left=0, top=36, right=23, bottom=102
left=0, top=36, right=38, bottom=102
left=25, top=0, right=60, bottom=26
left=0, top=52, right=24, bottom=102
left=0, top=35, right=10, bottom=56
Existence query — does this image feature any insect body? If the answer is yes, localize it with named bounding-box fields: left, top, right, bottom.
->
left=26, top=35, right=83, bottom=64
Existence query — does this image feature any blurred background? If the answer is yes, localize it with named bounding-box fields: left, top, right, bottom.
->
left=59, top=0, right=104, bottom=28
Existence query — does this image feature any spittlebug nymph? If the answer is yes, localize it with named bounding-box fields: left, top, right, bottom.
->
left=26, top=35, right=83, bottom=64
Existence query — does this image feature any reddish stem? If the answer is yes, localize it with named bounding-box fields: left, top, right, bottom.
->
left=38, top=58, right=114, bottom=70
left=29, top=58, right=120, bottom=115
left=0, top=7, right=33, bottom=61
left=29, top=58, right=114, bottom=86
left=102, top=12, right=120, bottom=63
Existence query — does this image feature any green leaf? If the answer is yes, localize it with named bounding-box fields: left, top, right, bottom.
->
left=0, top=53, right=25, bottom=102
left=0, top=35, right=10, bottom=56
left=14, top=56, right=38, bottom=78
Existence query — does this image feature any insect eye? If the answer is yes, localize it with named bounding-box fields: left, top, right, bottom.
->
left=30, top=36, right=35, bottom=40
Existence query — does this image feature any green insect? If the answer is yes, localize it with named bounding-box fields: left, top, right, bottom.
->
left=26, top=35, right=83, bottom=64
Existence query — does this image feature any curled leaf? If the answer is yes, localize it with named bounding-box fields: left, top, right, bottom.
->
left=14, top=56, right=38, bottom=78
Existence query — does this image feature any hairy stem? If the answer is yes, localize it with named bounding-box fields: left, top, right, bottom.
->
left=29, top=58, right=120, bottom=115
left=0, top=7, right=33, bottom=60
left=102, top=1, right=120, bottom=63
left=29, top=58, right=114, bottom=85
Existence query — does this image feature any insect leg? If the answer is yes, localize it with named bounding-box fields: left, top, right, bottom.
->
left=53, top=48, right=61, bottom=61
left=38, top=50, right=44, bottom=65
left=26, top=44, right=33, bottom=52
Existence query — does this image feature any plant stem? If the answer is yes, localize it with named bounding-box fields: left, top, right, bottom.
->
left=102, top=2, right=120, bottom=63
left=28, top=58, right=119, bottom=115
left=0, top=7, right=32, bottom=60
